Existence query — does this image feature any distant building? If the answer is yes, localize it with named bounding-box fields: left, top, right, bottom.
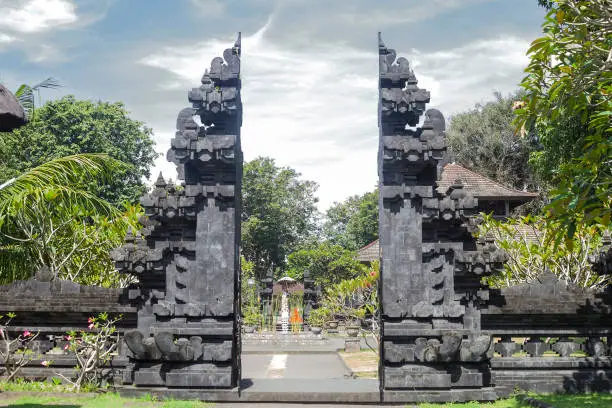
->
left=356, top=163, right=538, bottom=263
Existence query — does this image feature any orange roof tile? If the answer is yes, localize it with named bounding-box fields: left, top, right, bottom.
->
left=438, top=163, right=538, bottom=200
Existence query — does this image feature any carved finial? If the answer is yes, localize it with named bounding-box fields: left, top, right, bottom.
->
left=34, top=265, right=54, bottom=282
left=234, top=32, right=241, bottom=49
left=426, top=109, right=446, bottom=133
left=378, top=32, right=385, bottom=49
left=155, top=172, right=167, bottom=188
left=125, top=226, right=135, bottom=242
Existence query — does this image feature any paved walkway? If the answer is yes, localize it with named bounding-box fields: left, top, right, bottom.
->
left=242, top=335, right=374, bottom=354
left=241, top=353, right=351, bottom=379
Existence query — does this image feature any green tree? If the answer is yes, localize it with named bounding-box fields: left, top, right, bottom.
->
left=0, top=154, right=140, bottom=287
left=12, top=77, right=61, bottom=119
left=447, top=91, right=539, bottom=192
left=478, top=213, right=610, bottom=289
left=0, top=96, right=158, bottom=206
left=241, top=157, right=319, bottom=279
left=286, top=241, right=366, bottom=287
left=324, top=190, right=378, bottom=250
left=516, top=0, right=611, bottom=237
left=537, top=0, right=554, bottom=9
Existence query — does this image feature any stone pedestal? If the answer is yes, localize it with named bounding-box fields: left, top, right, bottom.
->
left=345, top=339, right=361, bottom=353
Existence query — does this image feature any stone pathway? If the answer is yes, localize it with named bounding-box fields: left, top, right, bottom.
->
left=241, top=353, right=351, bottom=379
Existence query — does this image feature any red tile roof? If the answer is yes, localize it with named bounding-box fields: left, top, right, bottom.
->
left=356, top=239, right=380, bottom=262
left=357, top=224, right=541, bottom=263
left=356, top=164, right=539, bottom=262
left=438, top=163, right=538, bottom=200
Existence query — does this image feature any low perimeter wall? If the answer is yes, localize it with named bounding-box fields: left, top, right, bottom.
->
left=484, top=273, right=612, bottom=394
left=0, top=279, right=136, bottom=381
left=2, top=275, right=612, bottom=397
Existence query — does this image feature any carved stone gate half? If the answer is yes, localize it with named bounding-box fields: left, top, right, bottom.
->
left=377, top=33, right=503, bottom=402
left=113, top=35, right=243, bottom=390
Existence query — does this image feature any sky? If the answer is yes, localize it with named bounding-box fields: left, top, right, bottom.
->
left=0, top=0, right=546, bottom=210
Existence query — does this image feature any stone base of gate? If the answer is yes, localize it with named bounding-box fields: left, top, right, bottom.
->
left=119, top=380, right=502, bottom=403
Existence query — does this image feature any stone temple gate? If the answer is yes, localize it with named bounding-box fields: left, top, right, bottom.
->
left=110, top=32, right=505, bottom=400
left=2, top=32, right=607, bottom=404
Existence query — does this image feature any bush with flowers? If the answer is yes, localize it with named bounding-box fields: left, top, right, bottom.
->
left=61, top=312, right=121, bottom=391
left=0, top=312, right=39, bottom=381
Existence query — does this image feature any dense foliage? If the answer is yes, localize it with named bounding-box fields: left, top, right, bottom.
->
left=0, top=154, right=140, bottom=287
left=241, top=157, right=319, bottom=279
left=323, top=190, right=378, bottom=250
left=478, top=213, right=609, bottom=289
left=447, top=91, right=539, bottom=192
left=0, top=96, right=158, bottom=206
left=286, top=241, right=366, bottom=287
left=516, top=0, right=611, bottom=238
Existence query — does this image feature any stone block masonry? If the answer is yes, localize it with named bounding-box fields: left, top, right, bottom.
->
left=111, top=34, right=243, bottom=389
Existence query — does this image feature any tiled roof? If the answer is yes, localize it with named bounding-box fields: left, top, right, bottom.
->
left=357, top=240, right=380, bottom=262
left=437, top=163, right=538, bottom=200
left=357, top=225, right=541, bottom=263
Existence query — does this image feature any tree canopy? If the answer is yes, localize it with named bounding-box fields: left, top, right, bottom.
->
left=241, top=157, right=319, bottom=279
left=0, top=154, right=140, bottom=287
left=516, top=0, right=611, bottom=237
left=286, top=241, right=366, bottom=287
left=0, top=96, right=158, bottom=206
left=323, top=190, right=378, bottom=250
left=447, top=91, right=539, bottom=192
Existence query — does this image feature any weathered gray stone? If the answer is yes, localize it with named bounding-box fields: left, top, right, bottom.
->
left=113, top=34, right=242, bottom=388
left=378, top=33, right=495, bottom=393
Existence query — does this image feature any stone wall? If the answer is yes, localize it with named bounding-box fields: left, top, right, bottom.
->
left=484, top=274, right=612, bottom=395
left=0, top=279, right=135, bottom=381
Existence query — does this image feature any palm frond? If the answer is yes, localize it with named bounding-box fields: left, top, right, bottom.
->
left=0, top=154, right=126, bottom=219
left=14, top=77, right=61, bottom=118
left=15, top=84, right=34, bottom=116
left=1, top=153, right=124, bottom=195
left=31, top=77, right=61, bottom=91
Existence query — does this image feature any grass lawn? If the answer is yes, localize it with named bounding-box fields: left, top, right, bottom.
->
left=3, top=392, right=612, bottom=407
left=417, top=399, right=528, bottom=407
left=337, top=349, right=378, bottom=378
left=0, top=393, right=211, bottom=407
left=535, top=393, right=612, bottom=408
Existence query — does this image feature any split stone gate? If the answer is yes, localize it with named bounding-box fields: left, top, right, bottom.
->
left=1, top=34, right=612, bottom=403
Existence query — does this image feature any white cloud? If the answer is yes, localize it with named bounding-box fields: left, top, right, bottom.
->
left=140, top=25, right=530, bottom=210
left=189, top=0, right=225, bottom=17
left=0, top=0, right=77, bottom=33
left=0, top=32, right=15, bottom=43
left=341, top=0, right=493, bottom=26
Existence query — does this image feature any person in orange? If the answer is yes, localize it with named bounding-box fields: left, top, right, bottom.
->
left=289, top=307, right=302, bottom=332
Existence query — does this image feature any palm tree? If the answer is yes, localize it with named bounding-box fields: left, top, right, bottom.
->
left=13, top=77, right=61, bottom=119
left=0, top=154, right=138, bottom=286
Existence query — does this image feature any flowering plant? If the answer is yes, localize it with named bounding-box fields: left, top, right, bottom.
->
left=0, top=312, right=39, bottom=381
left=62, top=312, right=121, bottom=391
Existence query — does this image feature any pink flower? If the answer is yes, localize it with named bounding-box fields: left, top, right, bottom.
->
left=64, top=335, right=72, bottom=341
left=369, top=271, right=376, bottom=277
left=23, top=330, right=31, bottom=337
left=41, top=360, right=50, bottom=367
left=87, top=317, right=94, bottom=324
left=88, top=323, right=95, bottom=329
left=64, top=344, right=70, bottom=350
